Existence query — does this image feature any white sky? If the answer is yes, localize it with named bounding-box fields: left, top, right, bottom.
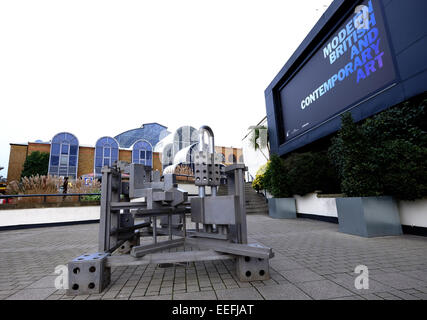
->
left=0, top=0, right=332, bottom=176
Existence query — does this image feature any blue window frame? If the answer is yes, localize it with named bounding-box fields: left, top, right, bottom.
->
left=70, top=145, right=78, bottom=155
left=51, top=156, right=59, bottom=166
left=51, top=143, right=60, bottom=154
left=94, top=137, right=119, bottom=177
left=61, top=144, right=69, bottom=154
left=69, top=156, right=77, bottom=167
left=48, top=132, right=79, bottom=179
left=132, top=140, right=153, bottom=167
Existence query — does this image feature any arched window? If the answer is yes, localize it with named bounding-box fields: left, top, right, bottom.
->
left=161, top=143, right=174, bottom=168
left=238, top=155, right=244, bottom=163
left=94, top=137, right=119, bottom=176
left=132, top=140, right=153, bottom=167
left=48, top=132, right=79, bottom=179
left=228, top=154, right=237, bottom=163
left=173, top=126, right=198, bottom=155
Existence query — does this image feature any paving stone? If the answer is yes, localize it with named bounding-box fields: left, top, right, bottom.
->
left=130, top=295, right=172, bottom=300
left=200, top=287, right=214, bottom=291
left=325, top=272, right=393, bottom=294
left=359, top=293, right=384, bottom=300
left=388, top=290, right=421, bottom=300
left=173, top=291, right=217, bottom=300
left=215, top=287, right=263, bottom=300
left=375, top=292, right=402, bottom=300
left=47, top=294, right=64, bottom=300
left=330, top=295, right=364, bottom=300
left=296, top=279, right=354, bottom=300
left=160, top=287, right=172, bottom=295
left=186, top=286, right=200, bottom=292
left=212, top=283, right=226, bottom=290
left=0, top=215, right=426, bottom=301
left=257, top=283, right=312, bottom=300
left=7, top=287, right=56, bottom=300
left=23, top=275, right=58, bottom=289
left=270, top=259, right=303, bottom=271
left=279, top=269, right=324, bottom=283
left=413, top=293, right=427, bottom=299
left=400, top=270, right=427, bottom=282
left=371, top=272, right=427, bottom=290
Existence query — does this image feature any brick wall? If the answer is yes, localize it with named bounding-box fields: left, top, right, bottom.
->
left=7, top=144, right=28, bottom=183
left=77, top=146, right=94, bottom=177
left=119, top=150, right=131, bottom=162
left=215, top=146, right=244, bottom=166
left=153, top=152, right=162, bottom=174
left=27, top=143, right=50, bottom=155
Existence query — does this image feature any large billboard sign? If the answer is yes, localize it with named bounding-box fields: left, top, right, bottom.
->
left=278, top=0, right=397, bottom=143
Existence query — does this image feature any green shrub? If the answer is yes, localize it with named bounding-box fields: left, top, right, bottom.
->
left=284, top=152, right=340, bottom=196
left=260, top=152, right=339, bottom=198
left=21, top=151, right=49, bottom=178
left=329, top=95, right=427, bottom=200
left=81, top=194, right=101, bottom=202
left=263, top=154, right=291, bottom=198
left=252, top=163, right=268, bottom=191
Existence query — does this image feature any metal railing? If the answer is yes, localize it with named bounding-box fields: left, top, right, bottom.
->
left=246, top=172, right=255, bottom=183
left=0, top=193, right=101, bottom=203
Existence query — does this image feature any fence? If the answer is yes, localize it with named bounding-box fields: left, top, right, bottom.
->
left=0, top=193, right=101, bottom=206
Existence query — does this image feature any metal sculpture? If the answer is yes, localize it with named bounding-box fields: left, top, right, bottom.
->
left=67, top=126, right=273, bottom=295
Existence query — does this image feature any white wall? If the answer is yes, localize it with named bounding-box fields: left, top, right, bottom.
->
left=177, top=183, right=199, bottom=195
left=0, top=206, right=100, bottom=227
left=293, top=194, right=427, bottom=228
left=294, top=193, right=338, bottom=218
left=242, top=136, right=269, bottom=181
left=2, top=197, right=426, bottom=229
left=398, top=199, right=427, bottom=228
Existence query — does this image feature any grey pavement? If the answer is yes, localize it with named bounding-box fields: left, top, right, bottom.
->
left=0, top=214, right=427, bottom=300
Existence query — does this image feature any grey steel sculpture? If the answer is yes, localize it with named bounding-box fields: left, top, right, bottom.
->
left=66, top=126, right=274, bottom=295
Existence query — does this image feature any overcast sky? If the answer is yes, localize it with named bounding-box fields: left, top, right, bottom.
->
left=0, top=0, right=332, bottom=176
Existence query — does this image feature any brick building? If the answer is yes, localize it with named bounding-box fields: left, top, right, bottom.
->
left=6, top=123, right=243, bottom=183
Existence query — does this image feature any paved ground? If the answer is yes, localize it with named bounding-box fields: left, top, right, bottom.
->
left=0, top=214, right=427, bottom=300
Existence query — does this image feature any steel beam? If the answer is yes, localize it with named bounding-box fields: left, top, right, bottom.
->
left=106, top=250, right=234, bottom=267
left=130, top=239, right=185, bottom=258
left=185, top=238, right=273, bottom=259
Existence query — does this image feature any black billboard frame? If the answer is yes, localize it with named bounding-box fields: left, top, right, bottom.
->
left=267, top=0, right=402, bottom=156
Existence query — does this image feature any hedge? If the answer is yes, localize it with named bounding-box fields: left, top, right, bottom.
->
left=259, top=152, right=340, bottom=198
left=329, top=94, right=427, bottom=200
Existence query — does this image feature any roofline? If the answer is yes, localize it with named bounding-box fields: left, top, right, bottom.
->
left=51, top=132, right=79, bottom=145
left=241, top=116, right=268, bottom=141
left=141, top=122, right=168, bottom=129
left=10, top=142, right=28, bottom=146
left=115, top=123, right=168, bottom=137
left=95, top=136, right=120, bottom=148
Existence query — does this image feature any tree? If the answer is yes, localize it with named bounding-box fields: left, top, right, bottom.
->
left=21, top=151, right=50, bottom=178
left=252, top=162, right=268, bottom=192
left=248, top=125, right=270, bottom=160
